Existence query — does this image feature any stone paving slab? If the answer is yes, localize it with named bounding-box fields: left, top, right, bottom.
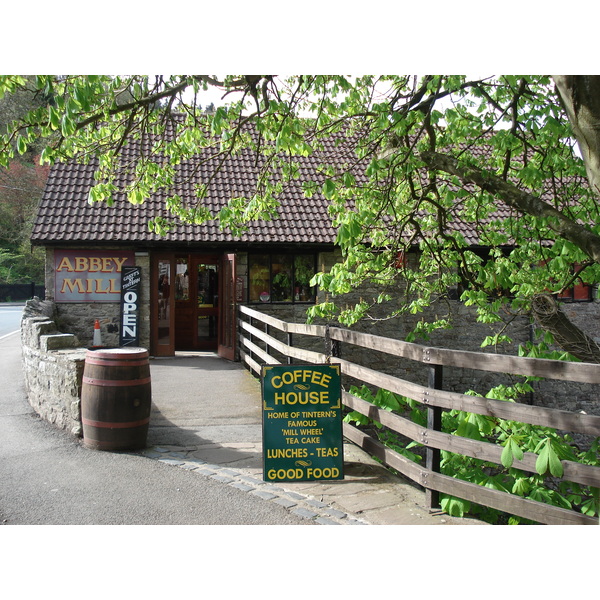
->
left=136, top=444, right=486, bottom=526
left=142, top=355, right=487, bottom=526
left=334, top=490, right=408, bottom=513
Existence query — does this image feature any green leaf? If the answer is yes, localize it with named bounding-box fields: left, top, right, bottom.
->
left=441, top=495, right=471, bottom=517
left=547, top=444, right=564, bottom=478
left=502, top=437, right=524, bottom=469
left=127, top=188, right=146, bottom=205
left=511, top=477, right=531, bottom=496
left=48, top=106, right=60, bottom=130
left=322, top=179, right=336, bottom=200
left=456, top=417, right=483, bottom=440
left=342, top=172, right=356, bottom=187
left=535, top=438, right=564, bottom=478
left=16, top=136, right=27, bottom=155
left=343, top=410, right=370, bottom=426
left=501, top=442, right=514, bottom=469
left=511, top=440, right=524, bottom=461
left=40, top=146, right=52, bottom=164
left=535, top=442, right=550, bottom=476
left=60, top=114, right=75, bottom=137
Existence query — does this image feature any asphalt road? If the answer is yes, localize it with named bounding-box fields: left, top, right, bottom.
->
left=0, top=304, right=23, bottom=338
left=0, top=306, right=322, bottom=599
left=0, top=331, right=310, bottom=526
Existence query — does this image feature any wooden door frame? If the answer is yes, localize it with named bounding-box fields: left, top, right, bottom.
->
left=151, top=250, right=237, bottom=358
left=218, top=252, right=237, bottom=361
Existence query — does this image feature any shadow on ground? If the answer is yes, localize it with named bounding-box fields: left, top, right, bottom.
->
left=144, top=354, right=264, bottom=469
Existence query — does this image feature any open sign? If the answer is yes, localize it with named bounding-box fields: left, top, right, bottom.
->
left=120, top=266, right=142, bottom=346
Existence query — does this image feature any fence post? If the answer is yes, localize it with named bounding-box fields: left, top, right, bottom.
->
left=287, top=332, right=293, bottom=365
left=248, top=314, right=254, bottom=363
left=236, top=304, right=241, bottom=361
left=265, top=322, right=269, bottom=356
left=425, top=363, right=443, bottom=511
left=324, top=324, right=341, bottom=363
left=331, top=331, right=341, bottom=360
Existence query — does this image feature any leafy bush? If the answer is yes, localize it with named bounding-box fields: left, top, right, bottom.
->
left=344, top=382, right=599, bottom=524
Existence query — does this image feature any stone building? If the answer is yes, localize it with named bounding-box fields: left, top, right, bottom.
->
left=30, top=131, right=343, bottom=359
left=29, top=126, right=600, bottom=418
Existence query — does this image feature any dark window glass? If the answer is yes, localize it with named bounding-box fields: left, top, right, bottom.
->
left=248, top=253, right=316, bottom=303
left=271, top=255, right=293, bottom=302
left=175, top=258, right=189, bottom=301
left=157, top=260, right=171, bottom=346
left=294, top=255, right=316, bottom=301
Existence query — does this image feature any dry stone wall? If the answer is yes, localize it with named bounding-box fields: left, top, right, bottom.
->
left=21, top=298, right=86, bottom=437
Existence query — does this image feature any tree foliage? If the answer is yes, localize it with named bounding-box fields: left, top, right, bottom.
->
left=0, top=76, right=51, bottom=282
left=2, top=75, right=600, bottom=355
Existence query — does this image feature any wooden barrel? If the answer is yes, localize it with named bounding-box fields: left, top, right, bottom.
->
left=81, top=347, right=152, bottom=451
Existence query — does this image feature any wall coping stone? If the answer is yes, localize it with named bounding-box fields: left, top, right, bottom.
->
left=40, top=333, right=80, bottom=352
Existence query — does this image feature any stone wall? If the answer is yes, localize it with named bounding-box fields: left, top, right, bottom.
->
left=21, top=297, right=86, bottom=437
left=248, top=249, right=600, bottom=419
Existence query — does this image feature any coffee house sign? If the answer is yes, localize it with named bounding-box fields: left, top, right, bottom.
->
left=54, top=250, right=135, bottom=302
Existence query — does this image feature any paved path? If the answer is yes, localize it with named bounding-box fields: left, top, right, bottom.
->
left=144, top=352, right=485, bottom=525
left=2, top=329, right=483, bottom=526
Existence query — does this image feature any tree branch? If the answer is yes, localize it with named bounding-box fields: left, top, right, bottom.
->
left=532, top=293, right=600, bottom=363
left=420, top=150, right=600, bottom=263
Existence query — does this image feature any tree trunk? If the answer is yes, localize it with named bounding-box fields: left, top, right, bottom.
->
left=554, top=75, right=600, bottom=198
left=531, top=293, right=600, bottom=364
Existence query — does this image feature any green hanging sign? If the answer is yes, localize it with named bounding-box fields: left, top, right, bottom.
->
left=262, top=363, right=344, bottom=482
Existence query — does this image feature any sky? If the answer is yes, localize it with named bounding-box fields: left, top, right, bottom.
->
left=6, top=2, right=598, bottom=76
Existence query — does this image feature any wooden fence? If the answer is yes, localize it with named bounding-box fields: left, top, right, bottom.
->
left=238, top=305, right=600, bottom=525
left=0, top=283, right=44, bottom=302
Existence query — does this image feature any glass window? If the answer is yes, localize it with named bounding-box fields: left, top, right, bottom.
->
left=249, top=254, right=270, bottom=302
left=197, top=263, right=218, bottom=307
left=294, top=255, right=316, bottom=301
left=249, top=253, right=316, bottom=303
left=175, top=258, right=189, bottom=301
left=271, top=255, right=293, bottom=302
left=157, top=260, right=171, bottom=346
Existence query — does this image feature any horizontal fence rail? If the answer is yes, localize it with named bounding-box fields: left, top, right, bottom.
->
left=238, top=305, right=600, bottom=525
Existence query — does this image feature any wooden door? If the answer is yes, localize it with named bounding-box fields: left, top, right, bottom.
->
left=174, top=254, right=219, bottom=351
left=194, top=256, right=219, bottom=350
left=218, top=253, right=236, bottom=360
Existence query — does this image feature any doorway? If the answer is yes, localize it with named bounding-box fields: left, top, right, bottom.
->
left=173, top=254, right=219, bottom=351
left=151, top=252, right=237, bottom=358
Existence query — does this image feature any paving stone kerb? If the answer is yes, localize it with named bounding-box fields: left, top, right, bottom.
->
left=135, top=443, right=485, bottom=526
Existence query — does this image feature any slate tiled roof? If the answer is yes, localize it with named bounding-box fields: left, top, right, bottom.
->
left=31, top=119, right=575, bottom=249
left=31, top=122, right=356, bottom=247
